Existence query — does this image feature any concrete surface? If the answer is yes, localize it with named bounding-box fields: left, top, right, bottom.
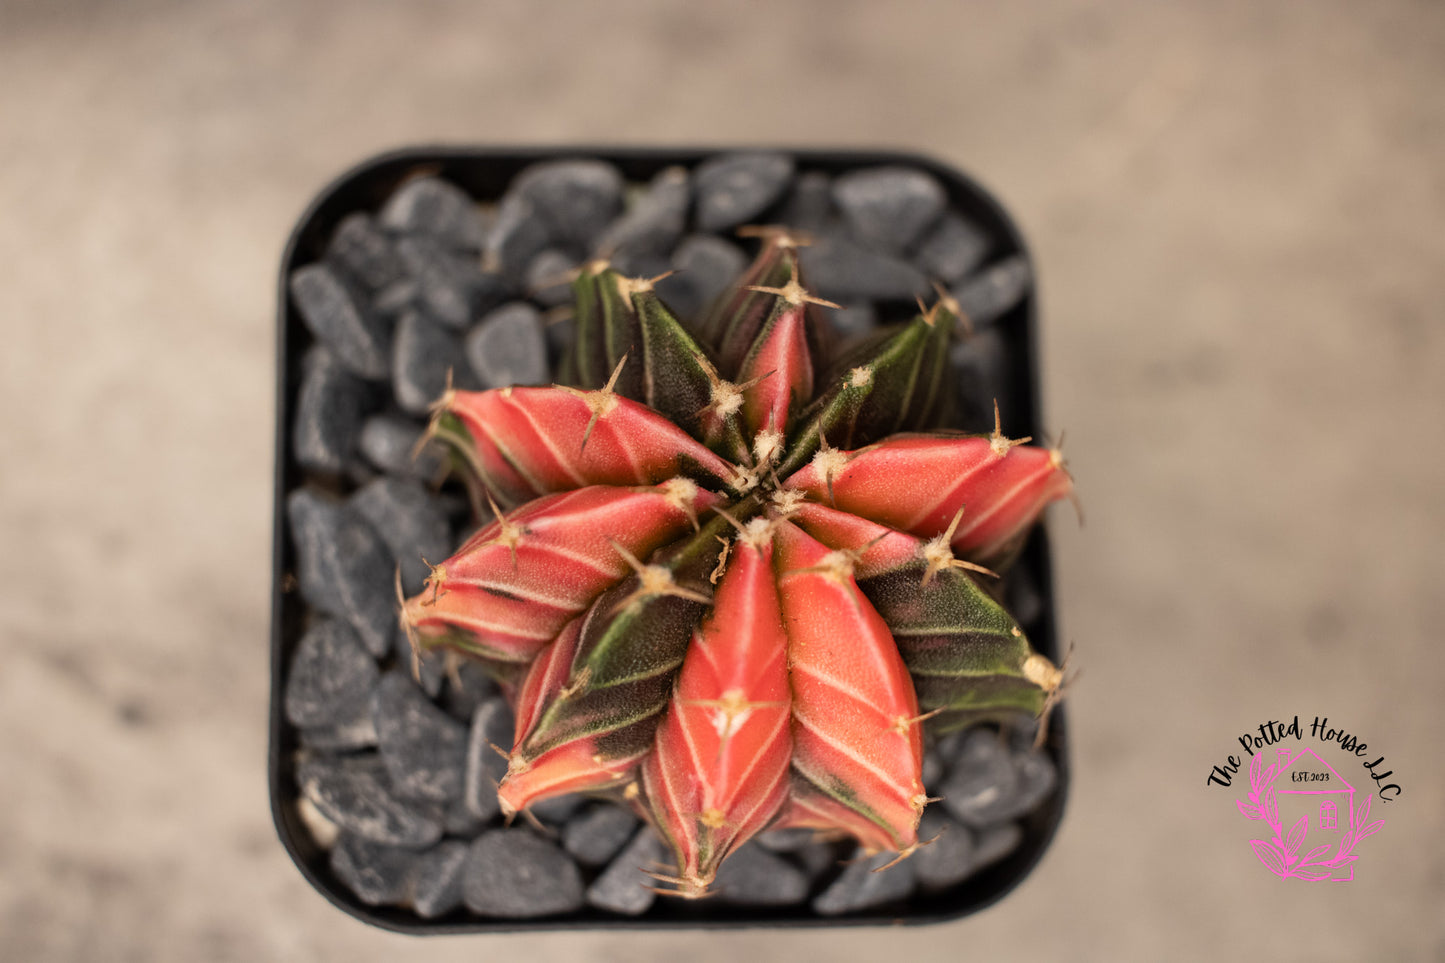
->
left=1, top=1, right=1442, bottom=959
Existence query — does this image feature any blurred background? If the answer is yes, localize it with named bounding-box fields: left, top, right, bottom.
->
left=1, top=0, right=1441, bottom=959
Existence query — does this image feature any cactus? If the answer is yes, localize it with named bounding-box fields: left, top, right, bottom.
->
left=402, top=232, right=1072, bottom=896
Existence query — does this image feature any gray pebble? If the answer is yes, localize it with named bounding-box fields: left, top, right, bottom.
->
left=395, top=235, right=492, bottom=331
left=444, top=796, right=487, bottom=838
left=922, top=748, right=945, bottom=789
left=530, top=793, right=585, bottom=824
left=811, top=848, right=916, bottom=916
left=298, top=713, right=378, bottom=752
left=391, top=310, right=478, bottom=417
left=357, top=414, right=445, bottom=482
left=791, top=840, right=842, bottom=881
left=712, top=843, right=809, bottom=906
left=562, top=804, right=639, bottom=867
left=372, top=672, right=468, bottom=803
left=777, top=170, right=835, bottom=234
left=939, top=728, right=1017, bottom=828
left=755, top=827, right=825, bottom=852
left=284, top=619, right=380, bottom=729
left=485, top=195, right=552, bottom=284
left=463, top=696, right=515, bottom=822
left=950, top=255, right=1031, bottom=327
left=915, top=213, right=990, bottom=285
left=833, top=166, right=946, bottom=254
left=412, top=840, right=471, bottom=918
left=693, top=152, right=794, bottom=232
left=441, top=660, right=499, bottom=722
left=396, top=621, right=445, bottom=698
left=799, top=236, right=932, bottom=302
left=463, top=829, right=585, bottom=917
left=297, top=755, right=444, bottom=848
left=348, top=476, right=451, bottom=594
left=826, top=303, right=878, bottom=341
left=912, top=809, right=974, bottom=891
left=326, top=212, right=407, bottom=291
left=1005, top=565, right=1044, bottom=631
left=286, top=487, right=395, bottom=657
left=329, top=833, right=419, bottom=906
left=596, top=166, right=689, bottom=259
left=465, top=301, right=550, bottom=389
left=949, top=328, right=1010, bottom=434
left=971, top=822, right=1024, bottom=872
left=657, top=234, right=748, bottom=320
left=379, top=177, right=486, bottom=252
left=605, top=247, right=671, bottom=281
left=292, top=346, right=374, bottom=476
left=372, top=278, right=418, bottom=317
left=543, top=313, right=575, bottom=360
left=525, top=249, right=576, bottom=308
left=290, top=263, right=392, bottom=380
left=586, top=830, right=667, bottom=916
left=512, top=159, right=625, bottom=254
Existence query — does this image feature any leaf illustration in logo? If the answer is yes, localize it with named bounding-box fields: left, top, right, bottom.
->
left=1236, top=799, right=1262, bottom=820
left=1302, top=843, right=1332, bottom=865
left=1354, top=794, right=1371, bottom=829
left=1358, top=819, right=1384, bottom=843
left=1294, top=865, right=1333, bottom=881
left=1263, top=786, right=1279, bottom=827
left=1284, top=815, right=1308, bottom=863
left=1249, top=753, right=1263, bottom=791
left=1250, top=838, right=1287, bottom=877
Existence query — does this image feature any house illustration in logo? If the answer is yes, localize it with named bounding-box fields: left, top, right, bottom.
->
left=1268, top=746, right=1357, bottom=881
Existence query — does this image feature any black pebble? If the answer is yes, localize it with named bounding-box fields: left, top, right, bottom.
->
left=329, top=833, right=419, bottom=906
left=832, top=166, right=947, bottom=254
left=511, top=159, right=625, bottom=255
left=284, top=619, right=380, bottom=730
left=348, top=477, right=451, bottom=595
left=371, top=672, right=469, bottom=804
left=525, top=249, right=577, bottom=308
left=562, top=804, right=640, bottom=868
left=326, top=212, right=407, bottom=291
left=777, top=170, right=836, bottom=234
left=412, top=839, right=471, bottom=918
left=462, top=696, right=514, bottom=822
left=292, top=347, right=375, bottom=476
left=799, top=236, right=932, bottom=303
left=379, top=177, right=486, bottom=252
left=951, top=255, right=1031, bottom=327
left=286, top=487, right=395, bottom=657
left=712, top=844, right=809, bottom=906
left=657, top=234, right=747, bottom=320
left=812, top=848, right=916, bottom=916
left=912, top=808, right=975, bottom=891
left=297, top=755, right=444, bottom=848
left=586, top=829, right=666, bottom=916
left=465, top=302, right=550, bottom=389
left=290, top=263, right=393, bottom=380
left=462, top=829, right=585, bottom=917
left=596, top=166, right=690, bottom=260
left=915, top=213, right=990, bottom=285
left=357, top=414, right=444, bottom=482
left=391, top=310, right=477, bottom=417
left=693, top=152, right=794, bottom=233
left=485, top=195, right=552, bottom=286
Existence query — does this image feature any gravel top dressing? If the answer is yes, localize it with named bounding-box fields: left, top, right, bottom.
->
left=272, top=148, right=1067, bottom=931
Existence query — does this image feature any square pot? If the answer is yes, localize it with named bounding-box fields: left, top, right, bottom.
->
left=270, top=146, right=1069, bottom=932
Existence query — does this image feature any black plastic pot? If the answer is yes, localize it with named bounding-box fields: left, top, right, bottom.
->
left=270, top=146, right=1069, bottom=932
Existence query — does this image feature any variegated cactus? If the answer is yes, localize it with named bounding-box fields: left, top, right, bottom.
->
left=400, top=229, right=1072, bottom=897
